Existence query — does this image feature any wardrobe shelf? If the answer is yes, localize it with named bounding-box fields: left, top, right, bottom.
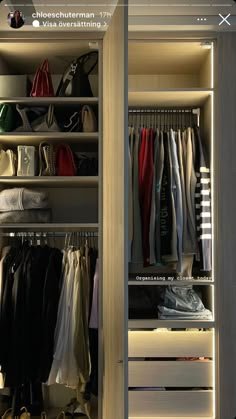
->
left=0, top=223, right=99, bottom=232
left=128, top=89, right=213, bottom=107
left=128, top=280, right=214, bottom=286
left=129, top=417, right=214, bottom=419
left=128, top=320, right=215, bottom=329
left=0, top=132, right=99, bottom=145
left=0, top=176, right=99, bottom=187
left=0, top=97, right=99, bottom=105
left=129, top=263, right=175, bottom=274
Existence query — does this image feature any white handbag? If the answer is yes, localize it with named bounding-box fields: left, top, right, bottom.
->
left=0, top=149, right=16, bottom=176
left=17, top=146, right=36, bottom=176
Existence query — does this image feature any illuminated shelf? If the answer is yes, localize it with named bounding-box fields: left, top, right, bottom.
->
left=128, top=89, right=213, bottom=107
left=128, top=319, right=215, bottom=329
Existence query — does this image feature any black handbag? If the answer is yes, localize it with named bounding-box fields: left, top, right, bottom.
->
left=73, top=153, right=98, bottom=176
left=56, top=108, right=82, bottom=132
left=56, top=51, right=98, bottom=97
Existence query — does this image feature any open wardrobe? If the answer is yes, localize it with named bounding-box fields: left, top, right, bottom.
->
left=0, top=1, right=236, bottom=419
left=0, top=2, right=128, bottom=419
left=126, top=28, right=236, bottom=419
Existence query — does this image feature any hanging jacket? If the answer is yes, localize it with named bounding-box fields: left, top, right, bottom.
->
left=139, top=128, right=154, bottom=266
left=193, top=125, right=212, bottom=271
left=183, top=128, right=197, bottom=254
left=169, top=129, right=183, bottom=272
left=176, top=130, right=187, bottom=256
left=160, top=132, right=173, bottom=257
left=154, top=131, right=164, bottom=264
left=131, top=128, right=143, bottom=263
left=39, top=248, right=63, bottom=382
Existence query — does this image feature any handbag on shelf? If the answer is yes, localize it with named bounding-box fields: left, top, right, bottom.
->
left=30, top=59, right=55, bottom=97
left=39, top=142, right=56, bottom=176
left=0, top=104, right=15, bottom=132
left=17, top=145, right=37, bottom=176
left=55, top=144, right=76, bottom=176
left=56, top=51, right=98, bottom=97
left=31, top=105, right=60, bottom=132
left=58, top=108, right=82, bottom=132
left=74, top=153, right=98, bottom=176
left=0, top=149, right=16, bottom=176
left=15, top=105, right=60, bottom=132
left=81, top=105, right=97, bottom=132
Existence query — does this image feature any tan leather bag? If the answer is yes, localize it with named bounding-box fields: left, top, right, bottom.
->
left=0, top=149, right=16, bottom=176
left=39, top=142, right=55, bottom=176
left=81, top=105, right=97, bottom=132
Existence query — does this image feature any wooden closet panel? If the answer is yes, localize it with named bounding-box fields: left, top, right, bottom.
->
left=128, top=74, right=199, bottom=89
left=215, top=32, right=236, bottom=419
left=201, top=95, right=212, bottom=158
left=129, top=331, right=213, bottom=358
left=199, top=49, right=212, bottom=89
left=129, top=360, right=213, bottom=387
left=102, top=2, right=128, bottom=419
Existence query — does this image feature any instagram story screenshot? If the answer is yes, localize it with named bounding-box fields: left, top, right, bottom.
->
left=0, top=1, right=235, bottom=419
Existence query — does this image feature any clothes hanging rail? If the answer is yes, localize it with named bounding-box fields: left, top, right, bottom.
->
left=128, top=107, right=200, bottom=111
left=0, top=231, right=99, bottom=238
left=128, top=107, right=200, bottom=127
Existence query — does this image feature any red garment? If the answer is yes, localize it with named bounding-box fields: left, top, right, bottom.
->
left=138, top=128, right=154, bottom=266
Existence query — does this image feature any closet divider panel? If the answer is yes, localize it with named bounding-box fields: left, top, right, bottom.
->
left=102, top=2, right=128, bottom=419
left=215, top=32, right=236, bottom=419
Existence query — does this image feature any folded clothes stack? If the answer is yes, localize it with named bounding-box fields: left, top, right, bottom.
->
left=0, top=188, right=52, bottom=223
left=158, top=286, right=212, bottom=320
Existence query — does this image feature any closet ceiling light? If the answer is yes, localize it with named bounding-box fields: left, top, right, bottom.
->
left=200, top=42, right=212, bottom=49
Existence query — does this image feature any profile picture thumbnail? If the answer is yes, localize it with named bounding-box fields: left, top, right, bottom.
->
left=8, top=10, right=25, bottom=29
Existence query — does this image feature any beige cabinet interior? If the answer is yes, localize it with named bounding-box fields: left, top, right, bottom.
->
left=128, top=39, right=215, bottom=419
left=0, top=3, right=128, bottom=418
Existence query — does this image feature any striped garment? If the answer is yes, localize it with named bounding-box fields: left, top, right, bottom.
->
left=194, top=126, right=212, bottom=271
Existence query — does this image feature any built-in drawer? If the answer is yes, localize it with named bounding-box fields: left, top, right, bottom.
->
left=129, top=360, right=213, bottom=387
left=128, top=331, right=213, bottom=358
left=129, top=390, right=213, bottom=417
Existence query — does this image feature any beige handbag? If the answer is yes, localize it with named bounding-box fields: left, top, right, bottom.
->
left=81, top=105, right=97, bottom=132
left=0, top=149, right=16, bottom=176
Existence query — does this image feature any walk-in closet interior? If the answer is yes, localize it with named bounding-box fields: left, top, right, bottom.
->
left=0, top=2, right=128, bottom=419
left=128, top=39, right=215, bottom=419
left=0, top=38, right=101, bottom=419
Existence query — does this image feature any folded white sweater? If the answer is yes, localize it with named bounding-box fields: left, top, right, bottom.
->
left=0, top=188, right=49, bottom=211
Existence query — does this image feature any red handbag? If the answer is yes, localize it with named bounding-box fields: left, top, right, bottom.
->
left=55, top=144, right=76, bottom=176
left=30, top=59, right=54, bottom=97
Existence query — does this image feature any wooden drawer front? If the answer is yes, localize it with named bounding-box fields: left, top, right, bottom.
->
left=129, top=361, right=213, bottom=387
left=129, top=390, right=213, bottom=417
left=128, top=331, right=213, bottom=358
